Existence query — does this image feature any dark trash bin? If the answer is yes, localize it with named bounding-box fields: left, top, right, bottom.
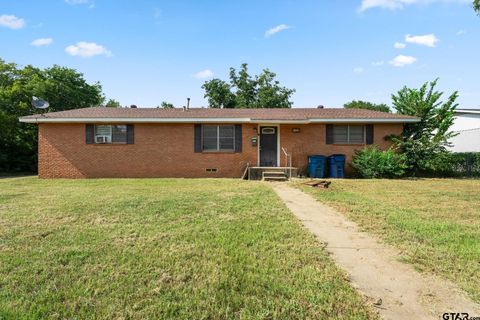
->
left=328, top=154, right=346, bottom=178
left=307, top=155, right=327, bottom=178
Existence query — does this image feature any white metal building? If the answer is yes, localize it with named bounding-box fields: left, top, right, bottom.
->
left=448, top=109, right=480, bottom=152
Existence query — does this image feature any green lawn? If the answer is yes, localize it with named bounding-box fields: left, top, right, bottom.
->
left=296, top=179, right=480, bottom=303
left=0, top=177, right=376, bottom=319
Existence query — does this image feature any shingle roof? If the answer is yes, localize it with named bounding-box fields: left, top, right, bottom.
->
left=19, top=107, right=419, bottom=123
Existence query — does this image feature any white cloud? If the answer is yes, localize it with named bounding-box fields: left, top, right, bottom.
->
left=360, top=0, right=405, bottom=11
left=456, top=29, right=466, bottom=36
left=31, top=38, right=53, bottom=47
left=193, top=69, right=214, bottom=79
left=394, top=42, right=406, bottom=49
left=359, top=0, right=468, bottom=12
left=353, top=67, right=365, bottom=74
left=0, top=14, right=25, bottom=29
left=65, top=42, right=111, bottom=58
left=372, top=60, right=385, bottom=66
left=389, top=54, right=417, bottom=67
left=405, top=33, right=439, bottom=47
left=265, top=24, right=291, bottom=38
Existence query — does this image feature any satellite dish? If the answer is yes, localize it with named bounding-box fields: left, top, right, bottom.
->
left=32, top=96, right=50, bottom=109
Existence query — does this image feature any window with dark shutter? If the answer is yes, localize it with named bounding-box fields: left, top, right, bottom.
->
left=126, top=124, right=134, bottom=144
left=234, top=124, right=242, bottom=153
left=86, top=124, right=94, bottom=144
left=200, top=125, right=236, bottom=152
left=194, top=124, right=202, bottom=153
left=112, top=125, right=128, bottom=143
left=366, top=124, right=374, bottom=144
left=326, top=124, right=334, bottom=144
left=333, top=125, right=349, bottom=143
left=219, top=126, right=234, bottom=150
left=330, top=125, right=367, bottom=144
left=91, top=124, right=130, bottom=144
left=348, top=125, right=364, bottom=144
left=202, top=125, right=218, bottom=151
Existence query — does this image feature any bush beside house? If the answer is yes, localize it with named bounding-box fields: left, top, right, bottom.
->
left=351, top=146, right=407, bottom=178
left=351, top=79, right=472, bottom=179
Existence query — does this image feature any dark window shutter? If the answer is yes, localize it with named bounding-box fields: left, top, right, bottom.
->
left=234, top=124, right=242, bottom=153
left=194, top=124, right=202, bottom=153
left=365, top=124, right=374, bottom=144
left=86, top=124, right=94, bottom=144
left=326, top=124, right=334, bottom=144
left=127, top=124, right=134, bottom=144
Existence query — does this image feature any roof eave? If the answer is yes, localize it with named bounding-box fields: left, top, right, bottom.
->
left=19, top=117, right=420, bottom=124
left=309, top=118, right=419, bottom=123
left=18, top=117, right=252, bottom=124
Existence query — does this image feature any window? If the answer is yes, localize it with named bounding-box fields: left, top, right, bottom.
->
left=261, top=127, right=275, bottom=134
left=94, top=124, right=127, bottom=144
left=333, top=125, right=365, bottom=144
left=202, top=125, right=235, bottom=151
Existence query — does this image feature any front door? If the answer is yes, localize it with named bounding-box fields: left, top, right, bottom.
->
left=260, top=126, right=278, bottom=167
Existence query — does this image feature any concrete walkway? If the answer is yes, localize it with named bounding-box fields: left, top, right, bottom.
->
left=272, top=183, right=480, bottom=320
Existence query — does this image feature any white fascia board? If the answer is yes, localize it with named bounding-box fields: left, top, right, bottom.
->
left=309, top=118, right=419, bottom=123
left=19, top=117, right=252, bottom=124
left=19, top=117, right=419, bottom=124
left=456, top=109, right=480, bottom=114
left=250, top=120, right=310, bottom=124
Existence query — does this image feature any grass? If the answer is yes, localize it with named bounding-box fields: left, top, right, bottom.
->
left=295, top=178, right=480, bottom=303
left=0, top=177, right=376, bottom=319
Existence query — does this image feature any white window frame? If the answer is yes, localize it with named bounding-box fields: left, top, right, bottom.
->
left=261, top=127, right=275, bottom=134
left=333, top=125, right=366, bottom=144
left=94, top=124, right=127, bottom=144
left=201, top=125, right=235, bottom=152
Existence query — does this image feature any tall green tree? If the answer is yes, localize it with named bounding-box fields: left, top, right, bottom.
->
left=202, top=63, right=295, bottom=108
left=202, top=79, right=236, bottom=108
left=256, top=69, right=295, bottom=108
left=229, top=63, right=258, bottom=107
left=0, top=59, right=104, bottom=173
left=391, top=79, right=458, bottom=175
left=474, top=0, right=479, bottom=14
left=344, top=100, right=390, bottom=113
left=105, top=99, right=121, bottom=108
left=160, top=101, right=175, bottom=109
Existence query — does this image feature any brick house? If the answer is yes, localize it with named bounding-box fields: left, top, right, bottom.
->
left=19, top=107, right=419, bottom=179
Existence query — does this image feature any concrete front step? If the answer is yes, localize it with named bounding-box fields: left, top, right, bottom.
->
left=263, top=171, right=287, bottom=176
left=248, top=167, right=298, bottom=180
left=262, top=170, right=289, bottom=181
left=263, top=176, right=288, bottom=182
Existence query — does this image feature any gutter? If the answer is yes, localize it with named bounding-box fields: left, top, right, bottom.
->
left=19, top=117, right=420, bottom=124
left=308, top=118, right=419, bottom=123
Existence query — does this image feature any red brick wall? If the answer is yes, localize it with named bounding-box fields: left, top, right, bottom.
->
left=38, top=123, right=258, bottom=178
left=279, top=123, right=404, bottom=175
left=38, top=122, right=403, bottom=178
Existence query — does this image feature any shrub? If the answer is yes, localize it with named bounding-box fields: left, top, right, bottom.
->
left=351, top=146, right=407, bottom=179
left=410, top=152, right=480, bottom=177
left=416, top=151, right=457, bottom=177
left=391, top=79, right=458, bottom=176
left=451, top=153, right=480, bottom=177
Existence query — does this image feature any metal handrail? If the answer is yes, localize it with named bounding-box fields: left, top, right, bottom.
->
left=242, top=162, right=250, bottom=180
left=281, top=147, right=292, bottom=179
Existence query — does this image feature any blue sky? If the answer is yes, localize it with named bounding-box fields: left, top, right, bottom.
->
left=1, top=0, right=479, bottom=108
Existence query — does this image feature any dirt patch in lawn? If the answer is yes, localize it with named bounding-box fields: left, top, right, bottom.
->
left=273, top=183, right=480, bottom=320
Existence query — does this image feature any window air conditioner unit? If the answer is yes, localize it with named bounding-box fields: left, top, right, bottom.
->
left=95, top=135, right=110, bottom=144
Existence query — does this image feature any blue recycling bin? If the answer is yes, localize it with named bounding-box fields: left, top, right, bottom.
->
left=328, top=154, right=346, bottom=178
left=307, top=155, right=327, bottom=178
